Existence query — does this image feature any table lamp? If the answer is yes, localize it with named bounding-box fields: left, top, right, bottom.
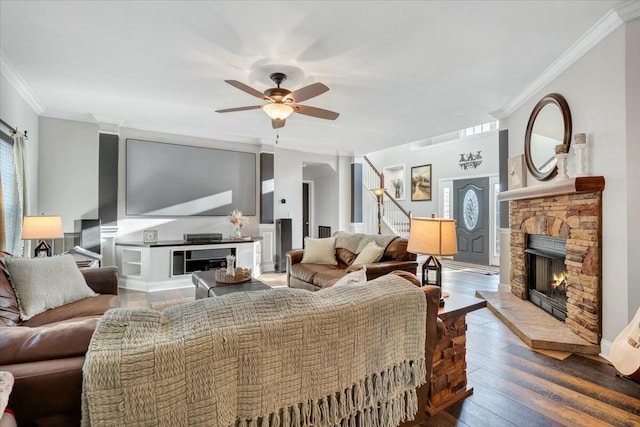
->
left=407, top=215, right=458, bottom=305
left=22, top=215, right=63, bottom=257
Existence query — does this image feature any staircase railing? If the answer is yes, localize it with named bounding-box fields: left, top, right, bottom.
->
left=363, top=156, right=412, bottom=238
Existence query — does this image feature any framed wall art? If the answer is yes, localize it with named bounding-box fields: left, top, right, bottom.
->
left=383, top=164, right=405, bottom=200
left=411, top=164, right=432, bottom=201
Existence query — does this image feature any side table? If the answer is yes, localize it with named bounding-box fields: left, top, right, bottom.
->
left=426, top=292, right=486, bottom=416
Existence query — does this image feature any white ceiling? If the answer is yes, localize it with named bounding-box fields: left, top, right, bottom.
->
left=0, top=1, right=626, bottom=155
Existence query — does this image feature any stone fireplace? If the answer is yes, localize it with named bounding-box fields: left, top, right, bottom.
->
left=501, top=177, right=605, bottom=345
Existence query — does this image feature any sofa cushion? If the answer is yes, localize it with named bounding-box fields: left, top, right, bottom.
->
left=22, top=294, right=120, bottom=327
left=301, top=237, right=337, bottom=265
left=333, top=267, right=367, bottom=287
left=290, top=262, right=341, bottom=284
left=0, top=317, right=99, bottom=365
left=313, top=269, right=349, bottom=288
left=352, top=242, right=385, bottom=265
left=5, top=255, right=96, bottom=321
left=335, top=248, right=357, bottom=267
left=383, top=238, right=416, bottom=261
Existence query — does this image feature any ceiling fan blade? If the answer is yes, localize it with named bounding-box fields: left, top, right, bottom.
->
left=272, top=119, right=286, bottom=129
left=294, top=104, right=340, bottom=120
left=287, top=82, right=329, bottom=103
left=215, top=105, right=263, bottom=113
left=224, top=80, right=268, bottom=100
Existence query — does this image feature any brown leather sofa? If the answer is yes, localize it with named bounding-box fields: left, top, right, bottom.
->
left=287, top=234, right=418, bottom=291
left=0, top=259, right=119, bottom=427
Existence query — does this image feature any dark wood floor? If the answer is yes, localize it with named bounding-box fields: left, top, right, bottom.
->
left=119, top=269, right=640, bottom=426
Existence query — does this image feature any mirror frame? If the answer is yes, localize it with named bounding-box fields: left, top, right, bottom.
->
left=524, top=93, right=572, bottom=181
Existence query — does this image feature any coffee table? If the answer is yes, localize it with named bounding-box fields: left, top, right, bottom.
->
left=192, top=270, right=272, bottom=299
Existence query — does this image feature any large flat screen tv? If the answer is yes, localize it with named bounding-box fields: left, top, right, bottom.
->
left=126, top=139, right=256, bottom=216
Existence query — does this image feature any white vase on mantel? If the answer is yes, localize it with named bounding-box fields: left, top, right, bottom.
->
left=573, top=133, right=589, bottom=177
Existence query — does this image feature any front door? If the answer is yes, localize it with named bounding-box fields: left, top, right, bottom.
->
left=453, top=177, right=489, bottom=265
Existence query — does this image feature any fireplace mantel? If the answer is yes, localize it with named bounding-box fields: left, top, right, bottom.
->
left=498, top=176, right=605, bottom=202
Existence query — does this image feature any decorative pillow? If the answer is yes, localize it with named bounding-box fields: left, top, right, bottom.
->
left=301, top=237, right=337, bottom=265
left=352, top=241, right=385, bottom=265
left=5, top=255, right=96, bottom=321
left=333, top=267, right=367, bottom=287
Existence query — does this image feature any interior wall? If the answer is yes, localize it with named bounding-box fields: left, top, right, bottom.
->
left=312, top=173, right=339, bottom=237
left=626, top=18, right=640, bottom=320
left=0, top=73, right=39, bottom=217
left=39, top=117, right=98, bottom=232
left=366, top=131, right=499, bottom=218
left=505, top=25, right=634, bottom=346
left=116, top=127, right=261, bottom=241
left=274, top=148, right=348, bottom=249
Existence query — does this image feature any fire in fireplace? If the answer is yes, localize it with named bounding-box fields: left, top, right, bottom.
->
left=525, top=235, right=568, bottom=321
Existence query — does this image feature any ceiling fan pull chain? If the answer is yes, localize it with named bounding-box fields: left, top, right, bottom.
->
left=275, top=130, right=280, bottom=144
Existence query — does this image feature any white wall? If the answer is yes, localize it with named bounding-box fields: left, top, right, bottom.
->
left=274, top=148, right=351, bottom=249
left=39, top=117, right=98, bottom=232
left=366, top=131, right=499, bottom=218
left=0, top=73, right=39, bottom=216
left=504, top=24, right=638, bottom=345
left=312, top=173, right=339, bottom=236
left=626, top=18, right=640, bottom=326
left=117, top=127, right=261, bottom=242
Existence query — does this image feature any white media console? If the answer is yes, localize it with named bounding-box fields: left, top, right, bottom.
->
left=116, top=238, right=262, bottom=292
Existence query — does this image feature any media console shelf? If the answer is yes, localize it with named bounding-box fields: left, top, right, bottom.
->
left=116, top=238, right=261, bottom=292
left=172, top=247, right=236, bottom=276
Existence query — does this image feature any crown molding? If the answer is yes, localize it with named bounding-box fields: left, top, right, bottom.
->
left=0, top=50, right=44, bottom=115
left=491, top=2, right=640, bottom=119
left=615, top=0, right=640, bottom=21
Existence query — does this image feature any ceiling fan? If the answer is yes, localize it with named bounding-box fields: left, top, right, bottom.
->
left=215, top=72, right=340, bottom=129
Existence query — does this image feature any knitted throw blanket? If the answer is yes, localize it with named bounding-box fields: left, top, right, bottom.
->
left=81, top=275, right=426, bottom=427
left=334, top=232, right=397, bottom=255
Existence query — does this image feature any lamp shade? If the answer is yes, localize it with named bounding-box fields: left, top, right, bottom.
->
left=407, top=217, right=457, bottom=256
left=22, top=216, right=64, bottom=240
left=262, top=103, right=294, bottom=120
left=371, top=188, right=385, bottom=198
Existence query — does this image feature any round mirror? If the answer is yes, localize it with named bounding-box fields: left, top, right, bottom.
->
left=524, top=93, right=572, bottom=181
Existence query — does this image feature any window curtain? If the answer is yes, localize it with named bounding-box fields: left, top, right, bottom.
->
left=0, top=173, right=5, bottom=251
left=7, top=131, right=29, bottom=256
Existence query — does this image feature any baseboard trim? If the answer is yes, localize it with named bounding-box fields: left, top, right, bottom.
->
left=600, top=338, right=613, bottom=361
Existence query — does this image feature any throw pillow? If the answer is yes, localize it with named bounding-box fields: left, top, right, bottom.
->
left=5, top=255, right=96, bottom=321
left=351, top=241, right=385, bottom=265
left=301, top=237, right=338, bottom=265
left=333, top=266, right=367, bottom=287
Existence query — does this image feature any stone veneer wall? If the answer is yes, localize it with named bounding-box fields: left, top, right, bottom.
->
left=510, top=192, right=602, bottom=344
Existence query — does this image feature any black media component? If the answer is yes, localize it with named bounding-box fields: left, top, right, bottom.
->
left=275, top=218, right=292, bottom=272
left=183, top=233, right=223, bottom=243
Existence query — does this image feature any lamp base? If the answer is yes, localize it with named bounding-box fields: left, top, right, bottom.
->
left=34, top=240, right=52, bottom=258
left=421, top=256, right=445, bottom=306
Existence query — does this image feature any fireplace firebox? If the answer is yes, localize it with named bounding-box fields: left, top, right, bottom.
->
left=525, top=235, right=568, bottom=321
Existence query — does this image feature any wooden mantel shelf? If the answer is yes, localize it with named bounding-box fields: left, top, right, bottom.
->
left=498, top=176, right=605, bottom=202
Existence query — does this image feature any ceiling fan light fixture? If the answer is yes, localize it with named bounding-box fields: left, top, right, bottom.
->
left=263, top=103, right=294, bottom=120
